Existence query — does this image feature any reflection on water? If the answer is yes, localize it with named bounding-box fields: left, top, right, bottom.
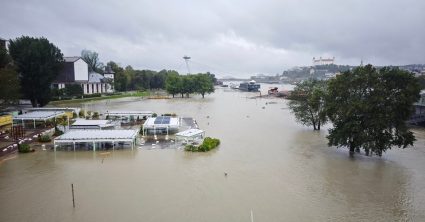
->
left=1, top=85, right=424, bottom=222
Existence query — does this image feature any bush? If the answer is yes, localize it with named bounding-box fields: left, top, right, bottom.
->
left=72, top=112, right=77, bottom=118
left=79, top=110, right=85, bottom=118
left=92, top=112, right=99, bottom=119
left=38, top=135, right=51, bottom=142
left=185, top=137, right=220, bottom=152
left=53, top=126, right=63, bottom=136
left=152, top=113, right=157, bottom=117
left=184, top=144, right=198, bottom=152
left=83, top=93, right=102, bottom=98
left=18, top=144, right=32, bottom=153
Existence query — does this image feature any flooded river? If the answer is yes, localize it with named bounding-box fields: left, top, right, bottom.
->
left=1, top=86, right=425, bottom=221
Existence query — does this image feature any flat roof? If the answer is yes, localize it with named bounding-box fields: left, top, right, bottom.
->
left=106, top=111, right=153, bottom=115
left=27, top=107, right=80, bottom=112
left=13, top=111, right=66, bottom=120
left=176, top=129, right=204, bottom=138
left=72, top=119, right=110, bottom=126
left=143, top=117, right=179, bottom=128
left=55, top=130, right=138, bottom=142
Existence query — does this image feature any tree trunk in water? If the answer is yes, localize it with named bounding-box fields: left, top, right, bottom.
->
left=181, top=93, right=184, bottom=98
left=365, top=148, right=370, bottom=156
left=172, top=94, right=175, bottom=98
left=31, top=99, right=38, bottom=107
left=202, top=93, right=205, bottom=98
left=317, top=120, right=321, bottom=130
left=355, top=147, right=360, bottom=153
left=349, top=146, right=355, bottom=157
left=350, top=141, right=355, bottom=157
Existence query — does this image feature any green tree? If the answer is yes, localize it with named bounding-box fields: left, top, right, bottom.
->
left=0, top=47, right=21, bottom=108
left=181, top=75, right=195, bottom=98
left=288, top=79, right=327, bottom=130
left=8, top=36, right=63, bottom=107
left=64, top=84, right=83, bottom=97
left=107, top=61, right=126, bottom=91
left=326, top=65, right=421, bottom=156
left=81, top=50, right=104, bottom=73
left=417, top=75, right=425, bottom=89
left=194, top=73, right=215, bottom=98
left=165, top=71, right=181, bottom=97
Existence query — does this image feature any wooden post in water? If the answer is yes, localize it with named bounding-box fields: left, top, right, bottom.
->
left=71, top=183, right=75, bottom=208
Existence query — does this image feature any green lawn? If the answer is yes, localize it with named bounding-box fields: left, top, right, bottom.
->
left=49, top=91, right=150, bottom=105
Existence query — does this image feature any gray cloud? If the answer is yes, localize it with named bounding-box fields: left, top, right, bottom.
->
left=1, top=0, right=424, bottom=77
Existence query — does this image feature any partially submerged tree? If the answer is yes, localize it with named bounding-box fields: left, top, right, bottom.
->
left=165, top=71, right=181, bottom=98
left=8, top=36, right=63, bottom=107
left=288, top=79, right=327, bottom=130
left=194, top=73, right=215, bottom=98
left=326, top=65, right=421, bottom=156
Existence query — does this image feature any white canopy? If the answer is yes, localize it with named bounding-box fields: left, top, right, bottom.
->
left=13, top=111, right=65, bottom=121
left=55, top=129, right=138, bottom=142
left=72, top=119, right=110, bottom=126
left=54, top=129, right=139, bottom=151
left=176, top=129, right=204, bottom=138
left=71, top=119, right=115, bottom=130
left=26, top=107, right=80, bottom=113
left=106, top=111, right=153, bottom=116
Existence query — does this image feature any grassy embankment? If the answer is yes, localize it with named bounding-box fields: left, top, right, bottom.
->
left=50, top=91, right=150, bottom=105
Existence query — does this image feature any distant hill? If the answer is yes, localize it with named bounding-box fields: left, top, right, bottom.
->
left=281, top=64, right=425, bottom=81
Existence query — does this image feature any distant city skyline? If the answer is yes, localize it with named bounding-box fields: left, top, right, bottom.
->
left=1, top=0, right=424, bottom=77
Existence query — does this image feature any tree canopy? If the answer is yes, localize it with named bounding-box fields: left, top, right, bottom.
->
left=0, top=46, right=21, bottom=109
left=81, top=50, right=104, bottom=73
left=288, top=79, right=327, bottom=130
left=325, top=65, right=421, bottom=156
left=165, top=73, right=215, bottom=98
left=8, top=36, right=63, bottom=107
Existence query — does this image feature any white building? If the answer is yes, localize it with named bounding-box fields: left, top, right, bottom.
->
left=53, top=57, right=114, bottom=94
left=313, top=57, right=335, bottom=66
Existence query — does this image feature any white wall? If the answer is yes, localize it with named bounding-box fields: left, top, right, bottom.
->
left=74, top=59, right=89, bottom=81
left=104, top=74, right=114, bottom=79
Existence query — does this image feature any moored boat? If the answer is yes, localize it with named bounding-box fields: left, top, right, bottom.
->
left=239, top=80, right=260, bottom=92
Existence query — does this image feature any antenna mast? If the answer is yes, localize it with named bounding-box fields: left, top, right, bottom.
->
left=183, top=55, right=191, bottom=74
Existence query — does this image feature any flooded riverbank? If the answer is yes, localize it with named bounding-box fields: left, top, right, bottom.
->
left=1, top=86, right=425, bottom=221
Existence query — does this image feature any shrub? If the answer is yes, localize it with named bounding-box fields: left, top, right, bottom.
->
left=79, top=110, right=85, bottom=118
left=152, top=113, right=157, bottom=117
left=38, top=135, right=51, bottom=142
left=18, top=144, right=32, bottom=153
left=185, top=137, right=220, bottom=152
left=184, top=144, right=198, bottom=152
left=72, top=112, right=77, bottom=118
left=92, top=112, right=99, bottom=119
left=83, top=93, right=101, bottom=98
left=53, top=126, right=63, bottom=136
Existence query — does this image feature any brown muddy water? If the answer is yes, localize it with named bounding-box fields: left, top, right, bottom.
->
left=1, top=86, right=425, bottom=222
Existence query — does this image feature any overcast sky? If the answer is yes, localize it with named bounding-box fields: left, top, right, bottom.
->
left=1, top=0, right=424, bottom=77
